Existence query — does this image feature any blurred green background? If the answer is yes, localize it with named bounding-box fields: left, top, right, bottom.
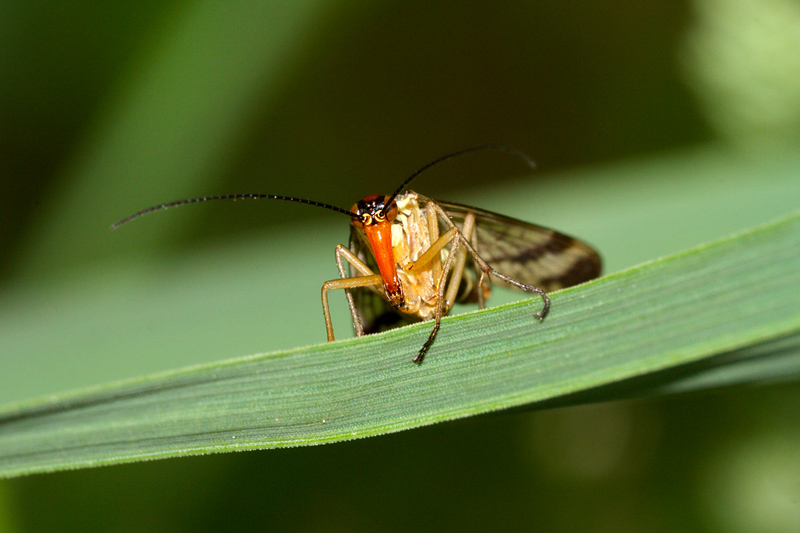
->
left=2, top=0, right=800, bottom=531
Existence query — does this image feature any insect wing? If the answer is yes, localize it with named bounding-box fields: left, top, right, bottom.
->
left=437, top=200, right=602, bottom=291
left=348, top=225, right=419, bottom=334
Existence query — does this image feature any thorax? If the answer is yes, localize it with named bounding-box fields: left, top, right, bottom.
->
left=390, top=192, right=442, bottom=319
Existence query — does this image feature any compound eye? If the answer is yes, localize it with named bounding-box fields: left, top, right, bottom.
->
left=383, top=196, right=398, bottom=222
left=350, top=204, right=363, bottom=228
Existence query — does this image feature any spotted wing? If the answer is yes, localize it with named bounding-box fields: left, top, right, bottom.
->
left=436, top=200, right=602, bottom=291
left=348, top=226, right=421, bottom=334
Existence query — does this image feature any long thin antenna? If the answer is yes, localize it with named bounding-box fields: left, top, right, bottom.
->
left=387, top=144, right=536, bottom=205
left=111, top=193, right=355, bottom=230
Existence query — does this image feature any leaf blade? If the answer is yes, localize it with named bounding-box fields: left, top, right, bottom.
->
left=1, top=211, right=799, bottom=478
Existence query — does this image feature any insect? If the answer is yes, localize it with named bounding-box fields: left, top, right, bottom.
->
left=113, top=145, right=601, bottom=364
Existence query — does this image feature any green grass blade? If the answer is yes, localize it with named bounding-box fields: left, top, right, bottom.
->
left=15, top=0, right=330, bottom=279
left=1, top=210, right=799, bottom=478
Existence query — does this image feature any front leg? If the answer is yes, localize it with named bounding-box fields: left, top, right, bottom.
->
left=321, top=245, right=382, bottom=342
left=412, top=230, right=462, bottom=364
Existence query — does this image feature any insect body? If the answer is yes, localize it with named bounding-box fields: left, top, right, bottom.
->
left=113, top=145, right=601, bottom=364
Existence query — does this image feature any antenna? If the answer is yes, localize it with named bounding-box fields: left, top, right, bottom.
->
left=112, top=145, right=535, bottom=229
left=387, top=144, right=536, bottom=205
left=111, top=193, right=355, bottom=230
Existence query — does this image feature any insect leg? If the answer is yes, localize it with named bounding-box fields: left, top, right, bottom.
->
left=470, top=217, right=487, bottom=309
left=428, top=199, right=551, bottom=320
left=333, top=244, right=383, bottom=337
left=322, top=245, right=382, bottom=341
left=425, top=202, right=442, bottom=283
left=408, top=210, right=474, bottom=310
left=443, top=209, right=475, bottom=308
left=404, top=226, right=458, bottom=275
left=413, top=229, right=462, bottom=364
